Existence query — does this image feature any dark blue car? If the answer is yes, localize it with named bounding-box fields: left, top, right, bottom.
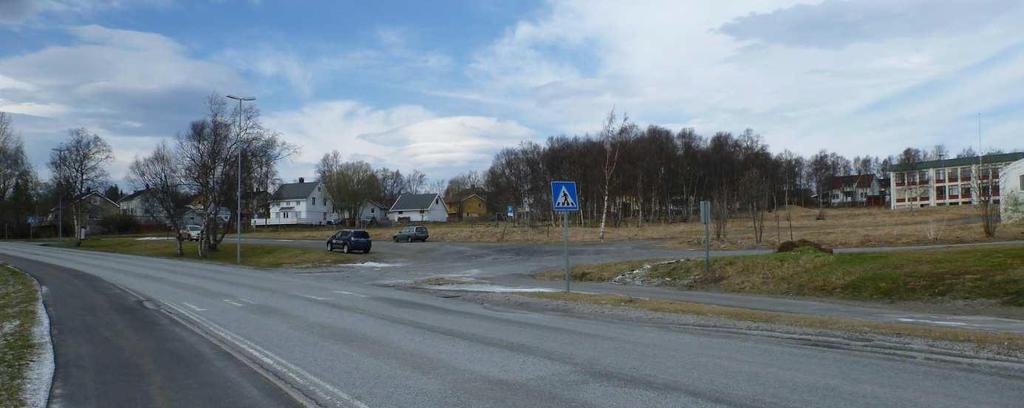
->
left=326, top=230, right=372, bottom=254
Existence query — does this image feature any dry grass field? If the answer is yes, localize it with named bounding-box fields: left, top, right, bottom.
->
left=246, top=205, right=1024, bottom=249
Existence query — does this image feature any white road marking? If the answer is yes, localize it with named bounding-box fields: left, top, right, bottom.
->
left=237, top=297, right=257, bottom=304
left=332, top=290, right=367, bottom=298
left=298, top=294, right=330, bottom=301
left=896, top=318, right=969, bottom=326
left=223, top=299, right=244, bottom=307
left=165, top=303, right=369, bottom=408
left=182, top=302, right=207, bottom=312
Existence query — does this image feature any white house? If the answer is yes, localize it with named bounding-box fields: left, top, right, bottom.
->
left=119, top=188, right=165, bottom=225
left=1000, top=158, right=1024, bottom=223
left=388, top=193, right=448, bottom=223
left=251, top=178, right=334, bottom=226
left=827, top=175, right=883, bottom=207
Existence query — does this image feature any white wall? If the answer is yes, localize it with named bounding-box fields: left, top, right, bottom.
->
left=266, top=182, right=337, bottom=224
left=1001, top=160, right=1024, bottom=223
left=387, top=196, right=448, bottom=223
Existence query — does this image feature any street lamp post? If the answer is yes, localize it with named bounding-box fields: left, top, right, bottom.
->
left=226, top=95, right=255, bottom=265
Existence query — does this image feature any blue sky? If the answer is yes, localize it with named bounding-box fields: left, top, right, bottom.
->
left=3, top=0, right=1024, bottom=187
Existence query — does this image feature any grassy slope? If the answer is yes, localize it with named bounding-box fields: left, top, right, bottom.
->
left=240, top=205, right=1024, bottom=248
left=538, top=245, right=1024, bottom=305
left=49, top=238, right=363, bottom=268
left=0, top=265, right=38, bottom=406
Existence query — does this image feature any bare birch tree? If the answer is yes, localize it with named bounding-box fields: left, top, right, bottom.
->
left=48, top=128, right=113, bottom=245
left=129, top=142, right=190, bottom=255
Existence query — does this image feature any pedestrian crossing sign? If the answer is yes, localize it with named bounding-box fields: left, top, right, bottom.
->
left=551, top=181, right=579, bottom=212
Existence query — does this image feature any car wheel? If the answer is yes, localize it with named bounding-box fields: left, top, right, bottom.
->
left=406, top=236, right=412, bottom=243
left=364, top=248, right=371, bottom=254
left=327, top=243, right=333, bottom=252
left=393, top=236, right=399, bottom=242
left=343, top=244, right=350, bottom=254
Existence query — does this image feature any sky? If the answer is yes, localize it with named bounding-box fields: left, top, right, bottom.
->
left=2, top=0, right=1024, bottom=188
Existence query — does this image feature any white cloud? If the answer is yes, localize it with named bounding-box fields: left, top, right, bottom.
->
left=265, top=101, right=534, bottom=178
left=0, top=24, right=244, bottom=180
left=454, top=0, right=1024, bottom=157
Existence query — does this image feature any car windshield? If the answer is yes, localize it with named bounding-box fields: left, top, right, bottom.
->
left=415, top=227, right=426, bottom=233
left=188, top=226, right=201, bottom=231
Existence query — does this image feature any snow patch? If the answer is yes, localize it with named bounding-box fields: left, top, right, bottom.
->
left=134, top=236, right=174, bottom=241
left=25, top=280, right=54, bottom=408
left=430, top=284, right=558, bottom=293
left=351, top=262, right=403, bottom=268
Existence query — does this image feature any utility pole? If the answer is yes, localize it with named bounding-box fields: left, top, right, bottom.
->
left=226, top=95, right=255, bottom=265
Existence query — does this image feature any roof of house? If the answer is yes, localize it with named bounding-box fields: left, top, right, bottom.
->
left=461, top=193, right=486, bottom=203
left=119, top=188, right=149, bottom=203
left=390, top=193, right=443, bottom=211
left=365, top=200, right=387, bottom=209
left=829, top=174, right=875, bottom=189
left=76, top=190, right=119, bottom=206
left=892, top=152, right=1024, bottom=172
left=273, top=181, right=319, bottom=200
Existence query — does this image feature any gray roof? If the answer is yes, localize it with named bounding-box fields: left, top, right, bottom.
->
left=273, top=181, right=319, bottom=200
left=119, top=188, right=149, bottom=203
left=390, top=193, right=442, bottom=211
left=892, top=152, right=1024, bottom=171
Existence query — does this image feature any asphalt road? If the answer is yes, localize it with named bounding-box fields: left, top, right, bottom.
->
left=2, top=241, right=1024, bottom=407
left=1, top=254, right=299, bottom=407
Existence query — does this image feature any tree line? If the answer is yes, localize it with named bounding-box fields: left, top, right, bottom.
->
left=0, top=106, right=1016, bottom=247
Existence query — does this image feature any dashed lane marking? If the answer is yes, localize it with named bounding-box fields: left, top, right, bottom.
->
left=332, top=290, right=368, bottom=298
left=182, top=302, right=207, bottom=312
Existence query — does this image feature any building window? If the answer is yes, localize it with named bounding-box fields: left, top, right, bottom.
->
left=918, top=171, right=929, bottom=183
left=895, top=173, right=905, bottom=185
left=949, top=185, right=959, bottom=196
left=935, top=169, right=945, bottom=181
left=936, top=186, right=945, bottom=199
left=312, top=197, right=316, bottom=206
left=961, top=167, right=972, bottom=180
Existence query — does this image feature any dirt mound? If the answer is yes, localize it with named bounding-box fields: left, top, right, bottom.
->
left=776, top=239, right=833, bottom=254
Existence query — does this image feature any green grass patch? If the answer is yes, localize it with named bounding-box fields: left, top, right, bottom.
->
left=526, top=292, right=1024, bottom=355
left=537, top=245, right=1024, bottom=305
left=47, top=238, right=365, bottom=268
left=0, top=265, right=39, bottom=406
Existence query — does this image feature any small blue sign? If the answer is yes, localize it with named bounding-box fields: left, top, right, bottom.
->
left=506, top=205, right=514, bottom=217
left=550, top=181, right=579, bottom=212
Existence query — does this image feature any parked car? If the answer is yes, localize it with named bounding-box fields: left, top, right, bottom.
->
left=183, top=225, right=202, bottom=241
left=326, top=229, right=372, bottom=253
left=393, top=225, right=429, bottom=242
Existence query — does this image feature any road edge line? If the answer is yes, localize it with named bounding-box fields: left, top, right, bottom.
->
left=101, top=280, right=324, bottom=408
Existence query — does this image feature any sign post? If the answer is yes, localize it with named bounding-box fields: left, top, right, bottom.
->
left=700, top=200, right=711, bottom=274
left=551, top=181, right=579, bottom=293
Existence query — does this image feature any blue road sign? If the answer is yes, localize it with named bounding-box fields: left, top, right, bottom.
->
left=506, top=205, right=514, bottom=217
left=550, top=181, right=579, bottom=212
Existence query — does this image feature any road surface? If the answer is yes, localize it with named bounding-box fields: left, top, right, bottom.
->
left=2, top=254, right=298, bottom=407
left=2, top=241, right=1023, bottom=407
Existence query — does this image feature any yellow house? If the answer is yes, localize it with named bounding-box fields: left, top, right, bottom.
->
left=447, top=194, right=487, bottom=221
left=460, top=194, right=487, bottom=219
